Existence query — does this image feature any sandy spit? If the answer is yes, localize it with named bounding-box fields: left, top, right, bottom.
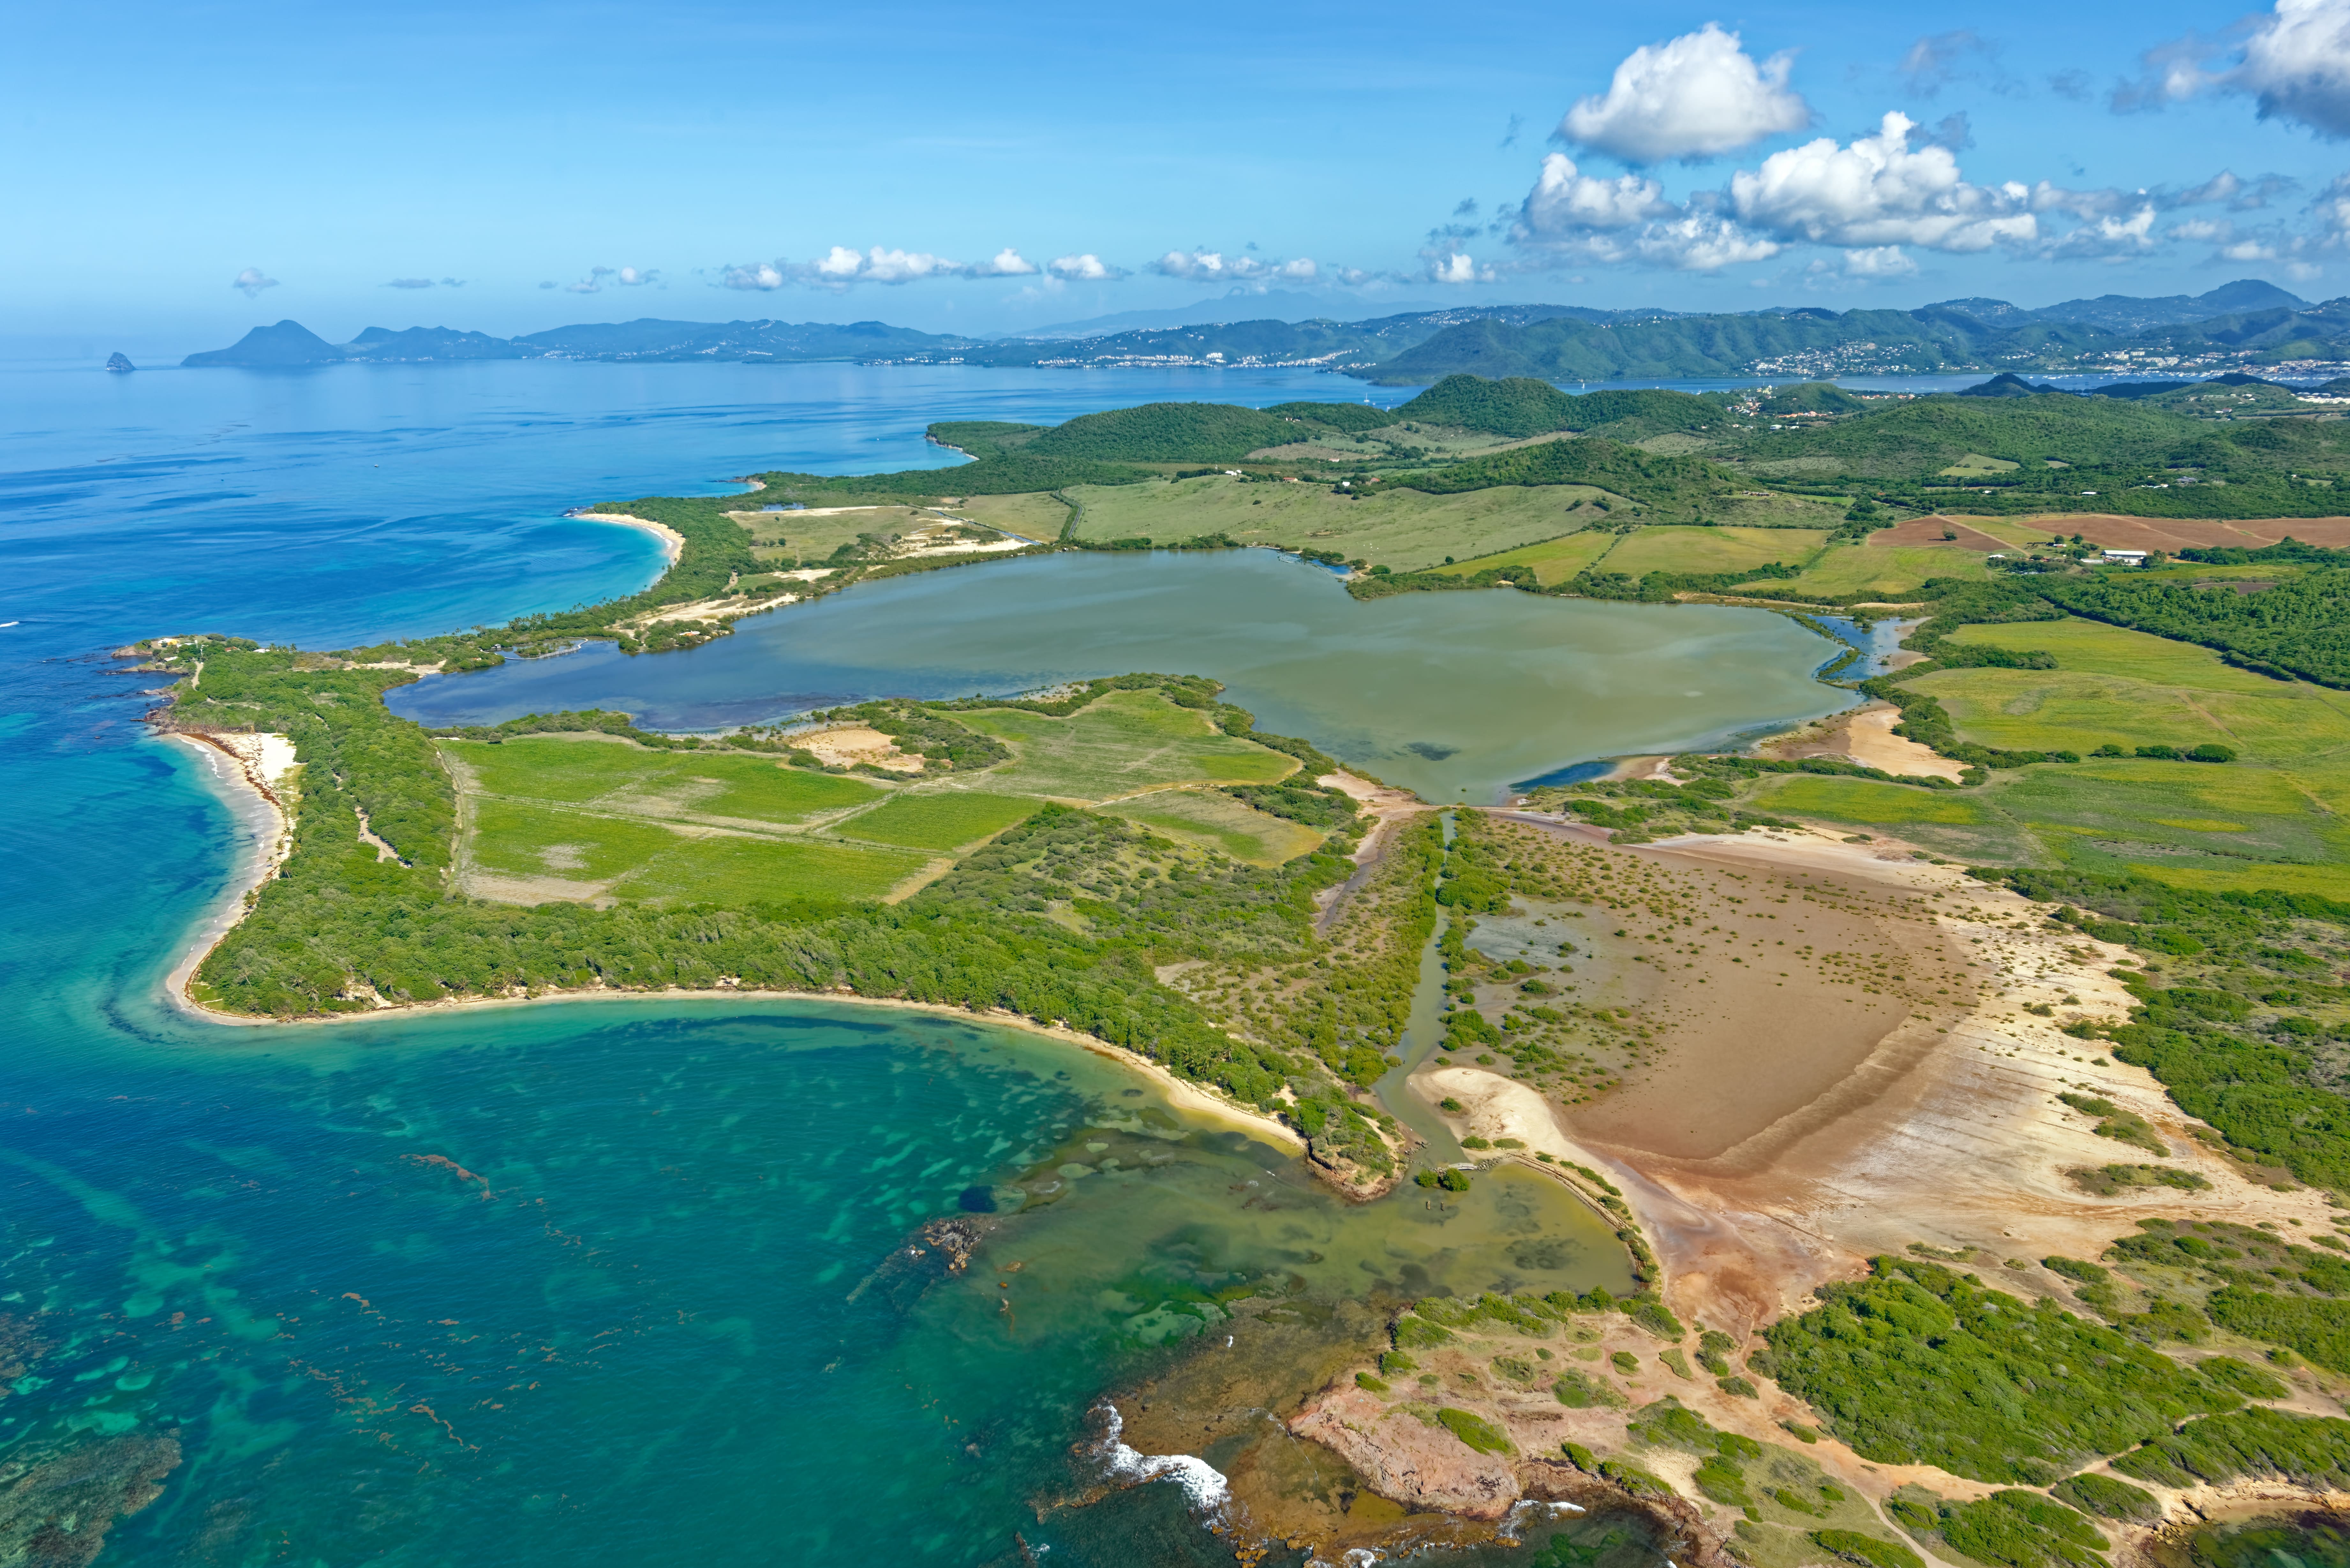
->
left=576, top=512, right=684, bottom=564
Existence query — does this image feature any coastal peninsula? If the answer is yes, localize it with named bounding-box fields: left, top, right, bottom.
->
left=137, top=374, right=2350, bottom=1564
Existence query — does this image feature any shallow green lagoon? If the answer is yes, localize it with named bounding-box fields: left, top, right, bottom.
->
left=391, top=550, right=1851, bottom=800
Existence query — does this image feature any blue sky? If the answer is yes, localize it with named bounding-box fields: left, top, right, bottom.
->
left=12, top=0, right=2350, bottom=345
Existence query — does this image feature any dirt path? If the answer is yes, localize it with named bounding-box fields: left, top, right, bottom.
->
left=1313, top=771, right=1428, bottom=935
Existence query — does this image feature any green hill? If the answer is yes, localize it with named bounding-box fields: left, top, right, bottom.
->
left=1393, top=375, right=1577, bottom=436
left=1020, top=401, right=1389, bottom=464
left=1391, top=436, right=1727, bottom=520
left=1392, top=376, right=1722, bottom=441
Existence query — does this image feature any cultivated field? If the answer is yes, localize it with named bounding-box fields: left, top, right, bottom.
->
left=1066, top=475, right=1611, bottom=571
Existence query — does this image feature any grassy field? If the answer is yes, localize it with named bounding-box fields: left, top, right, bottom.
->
left=1430, top=530, right=1620, bottom=584
left=468, top=798, right=927, bottom=904
left=447, top=736, right=885, bottom=822
left=1604, top=525, right=1827, bottom=577
left=1065, top=475, right=1610, bottom=572
left=1097, top=788, right=1326, bottom=865
left=1749, top=775, right=1993, bottom=825
left=1749, top=617, right=2350, bottom=895
left=953, top=689, right=1300, bottom=801
left=1779, top=543, right=1990, bottom=599
left=833, top=789, right=1039, bottom=851
left=943, top=491, right=1073, bottom=540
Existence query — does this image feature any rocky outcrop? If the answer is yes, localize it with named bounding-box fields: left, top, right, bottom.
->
left=104, top=352, right=134, bottom=373
left=1288, top=1385, right=1522, bottom=1519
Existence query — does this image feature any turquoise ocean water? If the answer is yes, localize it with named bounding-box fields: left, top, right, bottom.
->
left=0, top=359, right=1658, bottom=1565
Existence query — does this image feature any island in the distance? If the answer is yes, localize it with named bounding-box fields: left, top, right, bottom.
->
left=137, top=373, right=2350, bottom=1562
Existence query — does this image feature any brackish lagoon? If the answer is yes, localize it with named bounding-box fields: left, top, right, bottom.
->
left=391, top=548, right=1852, bottom=801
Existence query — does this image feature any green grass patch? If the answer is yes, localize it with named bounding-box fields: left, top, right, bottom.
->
left=1434, top=1407, right=1513, bottom=1455
left=1603, top=525, right=1827, bottom=577
left=1787, top=543, right=1991, bottom=598
left=1943, top=619, right=2300, bottom=693
left=1815, top=1530, right=1927, bottom=1568
left=469, top=799, right=926, bottom=905
left=833, top=790, right=1038, bottom=851
left=956, top=689, right=1297, bottom=801
left=449, top=736, right=885, bottom=822
left=1751, top=775, right=1991, bottom=825
left=1428, top=529, right=1618, bottom=585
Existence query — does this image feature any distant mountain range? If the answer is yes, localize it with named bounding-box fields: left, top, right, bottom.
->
left=181, top=280, right=2350, bottom=383
left=1015, top=290, right=1455, bottom=338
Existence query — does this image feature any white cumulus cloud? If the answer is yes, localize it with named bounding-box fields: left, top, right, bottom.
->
left=1049, top=253, right=1126, bottom=280
left=1521, top=153, right=1676, bottom=231
left=232, top=267, right=278, bottom=297
left=1151, top=250, right=1318, bottom=281
left=719, top=247, right=1062, bottom=288
left=615, top=266, right=658, bottom=286
left=1561, top=24, right=1811, bottom=163
left=1729, top=112, right=2037, bottom=251
left=1511, top=157, right=1779, bottom=270
left=2117, top=0, right=2350, bottom=137
left=1840, top=244, right=1917, bottom=276
left=2237, top=0, right=2350, bottom=135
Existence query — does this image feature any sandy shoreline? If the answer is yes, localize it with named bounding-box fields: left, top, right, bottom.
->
left=576, top=511, right=684, bottom=564
left=160, top=732, right=296, bottom=1003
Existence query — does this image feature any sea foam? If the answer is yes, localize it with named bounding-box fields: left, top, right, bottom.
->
left=1088, top=1402, right=1231, bottom=1518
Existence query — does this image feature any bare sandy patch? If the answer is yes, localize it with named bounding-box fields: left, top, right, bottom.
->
left=797, top=724, right=922, bottom=773
left=1764, top=703, right=1966, bottom=781
left=1474, top=828, right=2338, bottom=1337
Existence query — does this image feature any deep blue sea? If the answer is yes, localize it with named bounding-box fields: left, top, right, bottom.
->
left=0, top=358, right=1661, bottom=1567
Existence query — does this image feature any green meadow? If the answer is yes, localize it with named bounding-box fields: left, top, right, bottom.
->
left=1427, top=529, right=1619, bottom=585
left=833, top=790, right=1040, bottom=851
left=449, top=735, right=885, bottom=822
left=1782, top=542, right=1990, bottom=599
left=1603, top=525, right=1828, bottom=577
left=1761, top=617, right=2350, bottom=896
left=466, top=798, right=927, bottom=904
left=953, top=689, right=1298, bottom=801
